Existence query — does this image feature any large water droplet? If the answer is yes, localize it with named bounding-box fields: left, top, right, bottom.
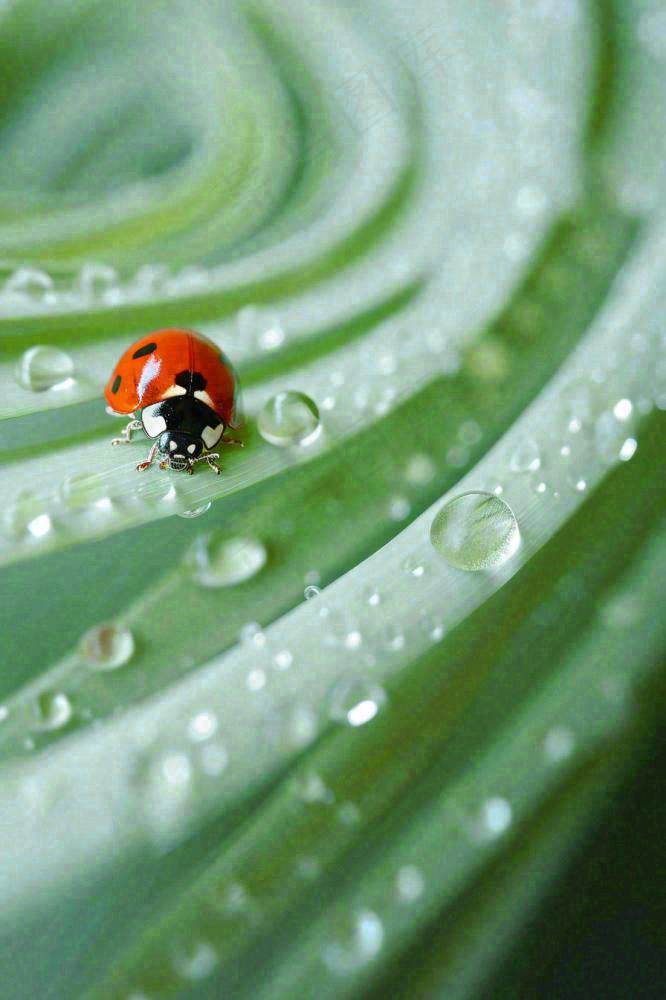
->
left=15, top=345, right=75, bottom=392
left=321, top=910, right=384, bottom=975
left=31, top=691, right=73, bottom=731
left=257, top=391, right=321, bottom=447
left=186, top=534, right=266, bottom=587
left=430, top=491, right=520, bottom=571
left=327, top=676, right=386, bottom=727
left=79, top=623, right=134, bottom=670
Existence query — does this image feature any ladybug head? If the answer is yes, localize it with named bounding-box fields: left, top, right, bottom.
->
left=157, top=430, right=203, bottom=468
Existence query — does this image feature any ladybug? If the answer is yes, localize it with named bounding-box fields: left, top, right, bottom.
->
left=104, top=328, right=243, bottom=475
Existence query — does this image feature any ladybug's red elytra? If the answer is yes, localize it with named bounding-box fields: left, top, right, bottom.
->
left=104, top=328, right=243, bottom=475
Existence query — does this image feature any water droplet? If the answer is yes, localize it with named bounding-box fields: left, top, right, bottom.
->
left=387, top=495, right=411, bottom=521
left=60, top=471, right=113, bottom=512
left=186, top=534, right=266, bottom=587
left=0, top=706, right=8, bottom=722
left=430, top=491, right=521, bottom=571
left=338, top=801, right=361, bottom=825
left=187, top=710, right=218, bottom=743
left=274, top=649, right=293, bottom=670
left=177, top=502, right=212, bottom=519
left=402, top=555, right=426, bottom=577
left=458, top=419, right=483, bottom=446
left=362, top=585, right=381, bottom=607
left=172, top=940, right=218, bottom=981
left=321, top=910, right=384, bottom=974
left=478, top=796, right=512, bottom=837
left=296, top=771, right=334, bottom=804
left=199, top=740, right=229, bottom=775
left=247, top=668, right=267, bottom=691
left=619, top=438, right=637, bottom=461
left=304, top=585, right=321, bottom=600
left=327, top=676, right=387, bottom=727
left=15, top=345, right=75, bottom=392
left=466, top=338, right=511, bottom=381
left=4, top=267, right=54, bottom=300
left=135, top=748, right=193, bottom=838
left=613, top=398, right=633, bottom=421
left=31, top=691, right=73, bottom=731
left=257, top=391, right=321, bottom=447
left=396, top=865, right=425, bottom=902
left=79, top=623, right=134, bottom=671
left=404, top=453, right=436, bottom=485
left=559, top=379, right=596, bottom=433
left=543, top=726, right=575, bottom=763
left=382, top=623, right=405, bottom=651
left=267, top=703, right=319, bottom=750
left=77, top=262, right=119, bottom=300
left=509, top=438, right=541, bottom=472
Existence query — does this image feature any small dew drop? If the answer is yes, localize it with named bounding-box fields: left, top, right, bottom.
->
left=177, top=501, right=212, bottom=519
left=0, top=706, right=8, bottom=722
left=4, top=266, right=54, bottom=300
left=31, top=691, right=73, bottom=732
left=458, top=419, right=483, bottom=446
left=402, top=555, right=426, bottom=577
left=79, top=623, right=134, bottom=671
left=172, top=940, right=218, bottom=981
left=187, top=710, right=218, bottom=743
left=274, top=649, right=293, bottom=670
left=396, top=865, right=425, bottom=902
left=543, top=726, right=575, bottom=763
left=321, top=910, right=384, bottom=975
left=362, top=586, right=381, bottom=607
left=247, top=668, right=267, bottom=692
left=77, top=262, right=119, bottom=300
left=338, top=801, right=361, bottom=825
left=257, top=390, right=321, bottom=447
left=382, top=624, right=405, bottom=651
left=387, top=495, right=411, bottom=521
left=304, top=584, right=322, bottom=600
left=186, top=534, right=267, bottom=587
left=465, top=338, right=511, bottom=382
left=430, top=491, right=520, bottom=571
left=404, top=453, right=436, bottom=485
left=613, top=398, right=633, bottom=421
left=619, top=438, right=637, bottom=462
left=27, top=513, right=52, bottom=539
left=296, top=771, right=335, bottom=804
left=327, top=676, right=387, bottom=727
left=478, top=796, right=512, bottom=837
left=15, top=345, right=75, bottom=392
left=257, top=315, right=285, bottom=351
left=509, top=437, right=541, bottom=472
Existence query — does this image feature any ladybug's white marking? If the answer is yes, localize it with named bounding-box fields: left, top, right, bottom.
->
left=161, top=384, right=188, bottom=399
left=201, top=423, right=223, bottom=449
left=194, top=389, right=215, bottom=410
left=140, top=403, right=167, bottom=438
left=187, top=443, right=197, bottom=454
left=137, top=354, right=162, bottom=404
left=169, top=440, right=178, bottom=452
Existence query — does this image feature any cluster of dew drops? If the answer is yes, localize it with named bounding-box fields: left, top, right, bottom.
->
left=5, top=271, right=657, bottom=987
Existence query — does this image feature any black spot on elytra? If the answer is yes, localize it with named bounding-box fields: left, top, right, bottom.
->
left=111, top=374, right=121, bottom=394
left=132, top=342, right=157, bottom=359
left=175, top=370, right=207, bottom=393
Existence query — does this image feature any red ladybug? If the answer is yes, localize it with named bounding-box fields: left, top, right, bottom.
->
left=104, top=328, right=242, bottom=475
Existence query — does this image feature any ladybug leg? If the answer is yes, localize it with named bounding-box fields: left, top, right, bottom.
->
left=220, top=435, right=244, bottom=448
left=204, top=454, right=222, bottom=475
left=136, top=441, right=159, bottom=472
left=112, top=418, right=142, bottom=446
